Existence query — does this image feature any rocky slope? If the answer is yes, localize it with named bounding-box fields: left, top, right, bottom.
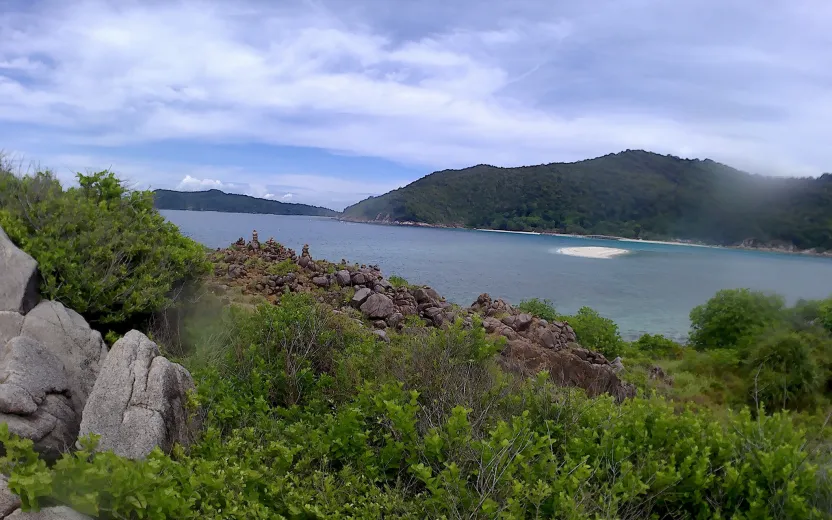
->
left=210, top=232, right=635, bottom=400
left=0, top=226, right=197, bottom=519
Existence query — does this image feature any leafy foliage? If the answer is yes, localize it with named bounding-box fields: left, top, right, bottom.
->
left=562, top=306, right=624, bottom=358
left=153, top=189, right=337, bottom=216
left=689, top=289, right=786, bottom=350
left=517, top=297, right=559, bottom=322
left=0, top=169, right=209, bottom=326
left=2, top=295, right=829, bottom=518
left=343, top=150, right=832, bottom=249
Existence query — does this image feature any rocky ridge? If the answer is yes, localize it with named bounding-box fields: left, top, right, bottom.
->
left=0, top=226, right=196, bottom=519
left=211, top=232, right=636, bottom=400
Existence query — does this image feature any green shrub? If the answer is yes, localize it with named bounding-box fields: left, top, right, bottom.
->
left=0, top=169, right=208, bottom=326
left=264, top=258, right=297, bottom=276
left=631, top=333, right=683, bottom=359
left=388, top=275, right=411, bottom=289
left=742, top=329, right=825, bottom=412
left=517, top=297, right=558, bottom=322
left=562, top=306, right=624, bottom=358
left=689, top=288, right=785, bottom=350
left=819, top=298, right=832, bottom=335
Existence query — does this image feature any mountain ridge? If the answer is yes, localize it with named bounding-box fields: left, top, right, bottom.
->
left=153, top=189, right=338, bottom=217
left=343, top=150, right=832, bottom=250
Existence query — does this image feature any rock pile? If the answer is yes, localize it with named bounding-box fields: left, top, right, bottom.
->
left=1, top=226, right=196, bottom=519
left=214, top=233, right=636, bottom=400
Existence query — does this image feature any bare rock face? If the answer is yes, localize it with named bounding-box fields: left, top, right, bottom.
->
left=359, top=293, right=396, bottom=319
left=0, top=476, right=21, bottom=517
left=20, top=301, right=108, bottom=414
left=350, top=287, right=372, bottom=307
left=499, top=339, right=635, bottom=401
left=0, top=337, right=79, bottom=459
left=78, top=331, right=197, bottom=460
left=0, top=313, right=24, bottom=352
left=0, top=228, right=39, bottom=314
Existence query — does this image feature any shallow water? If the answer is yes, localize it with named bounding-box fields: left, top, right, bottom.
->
left=162, top=210, right=832, bottom=341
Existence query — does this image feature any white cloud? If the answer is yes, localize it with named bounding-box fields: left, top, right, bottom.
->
left=281, top=193, right=294, bottom=201
left=176, top=175, right=232, bottom=192
left=0, top=0, right=830, bottom=192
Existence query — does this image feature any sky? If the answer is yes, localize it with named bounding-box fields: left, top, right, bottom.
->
left=0, top=0, right=830, bottom=210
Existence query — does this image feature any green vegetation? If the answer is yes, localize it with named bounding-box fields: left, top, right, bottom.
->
left=517, top=298, right=558, bottom=322
left=0, top=167, right=208, bottom=327
left=153, top=189, right=337, bottom=217
left=388, top=275, right=413, bottom=289
left=343, top=150, right=832, bottom=250
left=2, top=294, right=829, bottom=519
left=265, top=258, right=298, bottom=276
left=1, top=168, right=830, bottom=518
left=621, top=290, right=832, bottom=415
left=689, top=289, right=786, bottom=351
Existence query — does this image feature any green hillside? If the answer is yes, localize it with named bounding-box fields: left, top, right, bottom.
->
left=343, top=150, right=832, bottom=250
left=154, top=189, right=337, bottom=217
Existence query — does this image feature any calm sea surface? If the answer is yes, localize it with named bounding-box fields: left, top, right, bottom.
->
left=162, top=210, right=832, bottom=341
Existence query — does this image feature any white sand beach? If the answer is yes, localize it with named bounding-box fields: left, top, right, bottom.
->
left=556, top=246, right=630, bottom=259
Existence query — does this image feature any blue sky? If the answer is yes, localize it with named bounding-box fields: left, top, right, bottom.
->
left=1, top=0, right=830, bottom=210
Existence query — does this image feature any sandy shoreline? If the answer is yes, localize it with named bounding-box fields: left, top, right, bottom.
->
left=556, top=246, right=630, bottom=259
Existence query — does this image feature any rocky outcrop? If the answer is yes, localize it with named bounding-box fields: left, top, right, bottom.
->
left=78, top=331, right=197, bottom=459
left=0, top=226, right=107, bottom=460
left=212, top=235, right=636, bottom=401
left=0, top=228, right=39, bottom=315
left=359, top=293, right=395, bottom=319
left=0, top=337, right=78, bottom=458
left=20, top=302, right=108, bottom=413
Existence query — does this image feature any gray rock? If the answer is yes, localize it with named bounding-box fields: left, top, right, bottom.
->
left=413, top=287, right=441, bottom=304
left=385, top=312, right=404, bottom=328
left=311, top=276, right=330, bottom=287
left=0, top=312, right=24, bottom=352
left=350, top=287, right=372, bottom=307
left=373, top=329, right=390, bottom=342
left=351, top=272, right=368, bottom=285
left=0, top=473, right=22, bottom=517
left=20, top=301, right=107, bottom=413
left=7, top=506, right=92, bottom=519
left=0, top=337, right=79, bottom=459
left=515, top=313, right=533, bottom=331
left=78, top=331, right=196, bottom=460
left=359, top=293, right=396, bottom=319
left=611, top=357, right=625, bottom=373
left=423, top=307, right=443, bottom=319
left=0, top=227, right=39, bottom=314
left=227, top=264, right=244, bottom=279
left=335, top=270, right=351, bottom=286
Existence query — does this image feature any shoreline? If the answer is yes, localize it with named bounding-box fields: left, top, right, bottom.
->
left=337, top=217, right=832, bottom=258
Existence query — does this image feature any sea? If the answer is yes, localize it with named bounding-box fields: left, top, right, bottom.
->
left=162, top=210, right=832, bottom=342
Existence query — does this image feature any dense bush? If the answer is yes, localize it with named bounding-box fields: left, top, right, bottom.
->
left=562, top=306, right=624, bottom=358
left=689, top=289, right=785, bottom=350
left=0, top=168, right=208, bottom=327
left=742, top=329, right=825, bottom=411
left=517, top=297, right=559, bottom=322
left=1, top=293, right=827, bottom=518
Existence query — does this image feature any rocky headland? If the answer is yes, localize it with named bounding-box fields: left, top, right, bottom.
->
left=210, top=231, right=635, bottom=401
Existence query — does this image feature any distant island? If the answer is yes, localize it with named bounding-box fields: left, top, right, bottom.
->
left=153, top=189, right=338, bottom=217
left=343, top=150, right=832, bottom=252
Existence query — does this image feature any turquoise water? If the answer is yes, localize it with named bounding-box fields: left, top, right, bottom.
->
left=162, top=210, right=832, bottom=341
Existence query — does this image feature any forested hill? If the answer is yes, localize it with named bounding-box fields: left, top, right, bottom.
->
left=343, top=150, right=832, bottom=250
left=153, top=189, right=338, bottom=217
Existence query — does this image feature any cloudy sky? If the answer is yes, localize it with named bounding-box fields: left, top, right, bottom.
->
left=1, top=0, right=830, bottom=210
